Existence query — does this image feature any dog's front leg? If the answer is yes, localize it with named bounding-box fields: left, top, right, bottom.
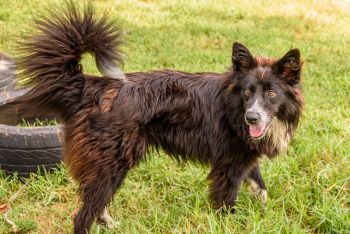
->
left=208, top=162, right=247, bottom=211
left=97, top=207, right=118, bottom=229
left=246, top=165, right=267, bottom=203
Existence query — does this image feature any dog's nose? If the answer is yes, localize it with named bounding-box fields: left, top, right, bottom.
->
left=245, top=112, right=260, bottom=124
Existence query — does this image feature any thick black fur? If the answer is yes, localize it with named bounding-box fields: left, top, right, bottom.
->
left=13, top=2, right=303, bottom=233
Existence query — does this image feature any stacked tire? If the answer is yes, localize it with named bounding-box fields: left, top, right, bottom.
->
left=0, top=53, right=63, bottom=177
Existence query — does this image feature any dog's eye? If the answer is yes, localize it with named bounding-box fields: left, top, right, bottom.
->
left=244, top=89, right=252, bottom=97
left=267, top=90, right=277, bottom=98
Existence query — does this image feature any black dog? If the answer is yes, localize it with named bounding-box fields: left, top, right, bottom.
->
left=15, top=3, right=303, bottom=233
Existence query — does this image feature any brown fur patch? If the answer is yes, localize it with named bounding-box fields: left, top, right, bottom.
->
left=255, top=56, right=276, bottom=67
left=101, top=88, right=118, bottom=112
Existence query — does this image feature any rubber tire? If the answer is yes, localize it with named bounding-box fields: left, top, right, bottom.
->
left=0, top=53, right=63, bottom=177
left=0, top=124, right=63, bottom=177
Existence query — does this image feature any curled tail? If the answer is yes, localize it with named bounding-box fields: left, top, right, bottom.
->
left=15, top=2, right=124, bottom=120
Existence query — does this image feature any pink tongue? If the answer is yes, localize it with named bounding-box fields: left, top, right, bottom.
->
left=249, top=125, right=265, bottom=138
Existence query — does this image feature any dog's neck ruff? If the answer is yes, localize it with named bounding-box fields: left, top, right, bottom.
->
left=265, top=118, right=292, bottom=154
left=249, top=117, right=292, bottom=158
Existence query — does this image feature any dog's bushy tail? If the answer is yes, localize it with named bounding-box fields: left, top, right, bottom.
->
left=15, top=2, right=123, bottom=120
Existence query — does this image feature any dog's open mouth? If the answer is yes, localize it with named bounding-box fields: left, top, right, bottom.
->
left=248, top=117, right=273, bottom=139
left=249, top=124, right=266, bottom=139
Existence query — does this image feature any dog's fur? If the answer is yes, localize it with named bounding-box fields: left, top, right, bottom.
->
left=14, top=3, right=303, bottom=234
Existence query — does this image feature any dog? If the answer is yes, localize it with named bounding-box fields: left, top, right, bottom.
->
left=14, top=3, right=303, bottom=233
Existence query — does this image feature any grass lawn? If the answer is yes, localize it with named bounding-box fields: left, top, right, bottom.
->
left=0, top=0, right=349, bottom=233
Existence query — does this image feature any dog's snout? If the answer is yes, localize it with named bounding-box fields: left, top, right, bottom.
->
left=245, top=112, right=261, bottom=124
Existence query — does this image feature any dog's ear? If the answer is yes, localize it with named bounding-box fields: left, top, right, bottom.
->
left=232, top=42, right=256, bottom=72
left=274, top=49, right=302, bottom=84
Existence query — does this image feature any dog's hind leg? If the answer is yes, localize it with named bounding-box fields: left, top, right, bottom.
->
left=69, top=114, right=146, bottom=233
left=246, top=165, right=267, bottom=203
left=73, top=162, right=129, bottom=234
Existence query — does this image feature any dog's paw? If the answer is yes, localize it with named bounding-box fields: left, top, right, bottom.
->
left=247, top=179, right=267, bottom=204
left=101, top=216, right=119, bottom=229
left=98, top=208, right=120, bottom=229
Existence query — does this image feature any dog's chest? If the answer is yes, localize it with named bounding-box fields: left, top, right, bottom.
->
left=264, top=118, right=292, bottom=156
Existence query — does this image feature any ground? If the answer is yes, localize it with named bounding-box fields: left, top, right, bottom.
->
left=0, top=0, right=349, bottom=233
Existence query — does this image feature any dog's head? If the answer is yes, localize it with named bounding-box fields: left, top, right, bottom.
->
left=230, top=42, right=303, bottom=140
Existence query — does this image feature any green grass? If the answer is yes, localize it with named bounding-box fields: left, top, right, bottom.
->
left=0, top=0, right=349, bottom=233
left=18, top=118, right=58, bottom=127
